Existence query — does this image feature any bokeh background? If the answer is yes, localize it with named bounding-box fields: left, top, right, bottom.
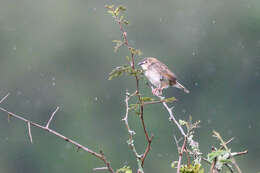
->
left=0, top=0, right=259, bottom=172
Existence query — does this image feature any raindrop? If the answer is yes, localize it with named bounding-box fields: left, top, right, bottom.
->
left=17, top=91, right=22, bottom=96
left=159, top=18, right=162, bottom=22
left=194, top=82, right=198, bottom=86
left=248, top=125, right=252, bottom=129
left=212, top=19, right=216, bottom=24
left=52, top=82, right=56, bottom=86
left=13, top=45, right=16, bottom=51
left=95, top=97, right=98, bottom=101
left=192, top=51, right=196, bottom=56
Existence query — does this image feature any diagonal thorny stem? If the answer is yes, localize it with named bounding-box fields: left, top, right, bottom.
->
left=0, top=93, right=115, bottom=173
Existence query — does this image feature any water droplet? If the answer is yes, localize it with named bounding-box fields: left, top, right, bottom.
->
left=17, top=91, right=22, bottom=95
left=52, top=77, right=56, bottom=81
left=192, top=51, right=196, bottom=56
left=212, top=19, right=216, bottom=24
left=159, top=18, right=162, bottom=22
left=194, top=82, right=198, bottom=86
left=248, top=125, right=252, bottom=129
left=52, top=82, right=56, bottom=86
left=13, top=45, right=16, bottom=51
left=95, top=97, right=98, bottom=101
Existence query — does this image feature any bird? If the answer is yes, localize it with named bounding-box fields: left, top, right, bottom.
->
left=138, top=57, right=189, bottom=95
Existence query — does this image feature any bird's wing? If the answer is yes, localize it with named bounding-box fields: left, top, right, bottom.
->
left=152, top=61, right=177, bottom=83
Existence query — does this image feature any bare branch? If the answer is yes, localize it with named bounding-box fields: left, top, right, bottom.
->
left=46, top=106, right=59, bottom=129
left=0, top=93, right=10, bottom=104
left=123, top=91, right=141, bottom=159
left=0, top=95, right=115, bottom=173
left=177, top=137, right=187, bottom=173
left=231, top=150, right=248, bottom=157
left=27, top=121, right=33, bottom=143
left=93, top=167, right=108, bottom=171
left=159, top=95, right=186, bottom=137
left=220, top=137, right=234, bottom=150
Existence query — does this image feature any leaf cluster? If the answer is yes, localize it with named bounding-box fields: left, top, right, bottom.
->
left=108, top=65, right=143, bottom=80
left=116, top=166, right=132, bottom=173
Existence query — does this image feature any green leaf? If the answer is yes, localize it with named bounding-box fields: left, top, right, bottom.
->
left=123, top=19, right=129, bottom=25
left=107, top=10, right=115, bottom=16
left=105, top=4, right=114, bottom=9
left=179, top=119, right=187, bottom=126
left=163, top=97, right=177, bottom=103
left=108, top=65, right=131, bottom=80
left=129, top=104, right=138, bottom=111
left=118, top=5, right=126, bottom=11
left=112, top=40, right=123, bottom=52
left=116, top=166, right=132, bottom=173
left=125, top=56, right=131, bottom=62
left=171, top=161, right=178, bottom=168
left=129, top=48, right=143, bottom=56
left=141, top=97, right=154, bottom=102
left=207, top=149, right=226, bottom=162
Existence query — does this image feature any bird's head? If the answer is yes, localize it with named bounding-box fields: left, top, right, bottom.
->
left=138, top=57, right=157, bottom=70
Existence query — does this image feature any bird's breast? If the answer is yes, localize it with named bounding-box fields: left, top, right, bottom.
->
left=144, top=69, right=162, bottom=88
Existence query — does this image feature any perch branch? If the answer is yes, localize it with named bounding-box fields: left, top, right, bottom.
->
left=158, top=95, right=186, bottom=137
left=114, top=10, right=153, bottom=168
left=0, top=94, right=115, bottom=173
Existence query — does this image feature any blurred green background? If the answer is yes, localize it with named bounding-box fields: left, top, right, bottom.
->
left=0, top=0, right=259, bottom=172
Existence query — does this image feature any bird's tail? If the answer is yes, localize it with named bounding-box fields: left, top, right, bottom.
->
left=174, top=81, right=190, bottom=94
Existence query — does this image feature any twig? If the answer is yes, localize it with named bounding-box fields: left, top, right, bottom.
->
left=143, top=100, right=172, bottom=105
left=46, top=106, right=60, bottom=129
left=27, top=121, right=33, bottom=143
left=0, top=94, right=115, bottom=173
left=213, top=131, right=243, bottom=173
left=220, top=137, right=234, bottom=150
left=123, top=91, right=141, bottom=159
left=93, top=167, right=108, bottom=171
left=177, top=137, right=187, bottom=173
left=231, top=150, right=248, bottom=157
left=0, top=93, right=10, bottom=104
left=159, top=95, right=186, bottom=137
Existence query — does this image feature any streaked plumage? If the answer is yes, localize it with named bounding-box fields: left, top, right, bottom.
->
left=138, top=57, right=189, bottom=95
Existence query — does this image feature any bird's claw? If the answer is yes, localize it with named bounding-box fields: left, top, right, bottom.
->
left=152, top=88, right=162, bottom=96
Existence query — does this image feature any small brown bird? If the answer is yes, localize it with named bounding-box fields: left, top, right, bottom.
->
left=138, top=57, right=189, bottom=95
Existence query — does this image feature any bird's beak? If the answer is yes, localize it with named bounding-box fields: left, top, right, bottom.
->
left=138, top=61, right=144, bottom=66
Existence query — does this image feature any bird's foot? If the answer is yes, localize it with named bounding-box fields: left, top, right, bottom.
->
left=152, top=88, right=162, bottom=96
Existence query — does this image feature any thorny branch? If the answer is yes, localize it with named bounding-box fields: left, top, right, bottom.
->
left=111, top=7, right=153, bottom=169
left=0, top=93, right=115, bottom=173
